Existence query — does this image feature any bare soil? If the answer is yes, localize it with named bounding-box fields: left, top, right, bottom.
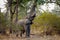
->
left=0, top=34, right=60, bottom=40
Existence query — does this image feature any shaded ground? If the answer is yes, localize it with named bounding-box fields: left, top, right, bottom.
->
left=0, top=34, right=60, bottom=40
left=0, top=29, right=60, bottom=40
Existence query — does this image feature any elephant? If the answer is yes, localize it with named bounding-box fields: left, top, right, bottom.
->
left=16, top=13, right=36, bottom=37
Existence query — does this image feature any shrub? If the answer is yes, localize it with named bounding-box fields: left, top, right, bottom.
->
left=31, top=12, right=60, bottom=35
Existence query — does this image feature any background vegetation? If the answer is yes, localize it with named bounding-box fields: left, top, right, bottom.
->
left=0, top=0, right=60, bottom=35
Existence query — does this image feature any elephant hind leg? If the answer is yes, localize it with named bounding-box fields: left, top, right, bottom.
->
left=20, top=30, right=25, bottom=37
left=22, top=30, right=25, bottom=34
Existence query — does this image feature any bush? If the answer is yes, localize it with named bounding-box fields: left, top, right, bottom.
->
left=31, top=12, right=60, bottom=35
left=0, top=13, right=22, bottom=34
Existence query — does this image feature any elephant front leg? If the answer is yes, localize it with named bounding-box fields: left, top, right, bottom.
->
left=25, top=24, right=30, bottom=38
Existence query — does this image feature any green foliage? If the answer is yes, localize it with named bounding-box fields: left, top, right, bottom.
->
left=32, top=12, right=60, bottom=34
left=37, top=0, right=45, bottom=5
left=10, top=23, right=23, bottom=31
left=0, top=13, right=23, bottom=33
left=12, top=0, right=31, bottom=7
left=0, top=13, right=7, bottom=29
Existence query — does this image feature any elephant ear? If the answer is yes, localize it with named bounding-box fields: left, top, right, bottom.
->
left=25, top=19, right=31, bottom=25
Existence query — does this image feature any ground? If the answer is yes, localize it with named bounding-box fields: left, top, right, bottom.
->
left=0, top=34, right=60, bottom=40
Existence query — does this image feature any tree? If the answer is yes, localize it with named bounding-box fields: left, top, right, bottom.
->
left=6, top=0, right=59, bottom=34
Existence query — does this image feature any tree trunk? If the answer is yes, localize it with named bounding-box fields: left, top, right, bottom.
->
left=15, top=0, right=19, bottom=23
left=0, top=8, right=1, bottom=13
left=7, top=0, right=13, bottom=33
left=27, top=0, right=37, bottom=20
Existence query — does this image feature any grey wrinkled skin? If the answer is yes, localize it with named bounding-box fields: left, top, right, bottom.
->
left=16, top=19, right=31, bottom=37
left=16, top=13, right=36, bottom=37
